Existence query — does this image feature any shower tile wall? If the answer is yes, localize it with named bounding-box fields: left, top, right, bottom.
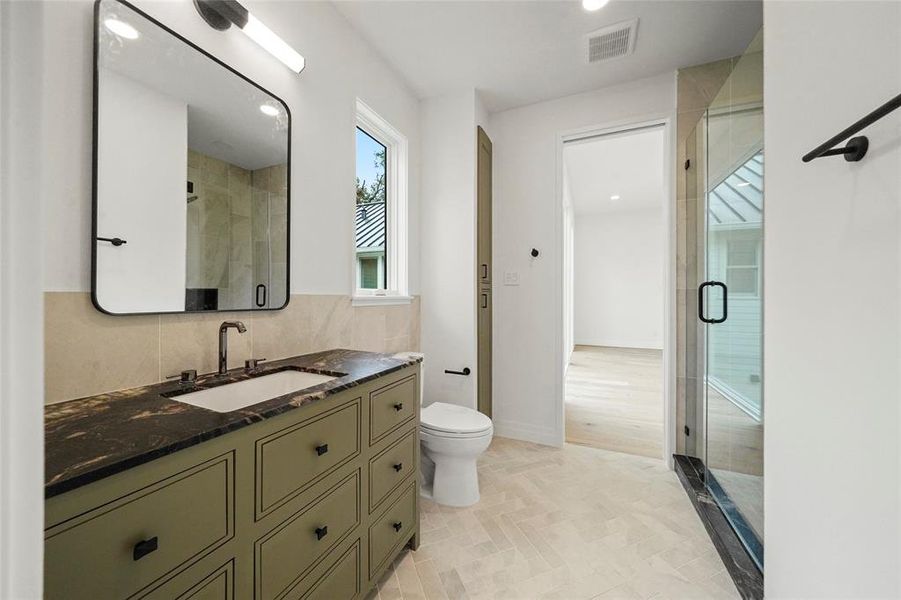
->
left=250, top=163, right=289, bottom=308
left=186, top=149, right=254, bottom=310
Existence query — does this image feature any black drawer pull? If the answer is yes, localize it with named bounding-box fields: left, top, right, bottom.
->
left=392, top=463, right=403, bottom=472
left=392, top=521, right=403, bottom=532
left=315, top=526, right=328, bottom=541
left=315, top=444, right=329, bottom=456
left=133, top=536, right=158, bottom=561
left=393, top=403, right=403, bottom=411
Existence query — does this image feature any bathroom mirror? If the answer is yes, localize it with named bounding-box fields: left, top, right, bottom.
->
left=92, top=0, right=290, bottom=314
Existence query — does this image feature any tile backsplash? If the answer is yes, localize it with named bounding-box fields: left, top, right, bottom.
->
left=44, top=292, right=420, bottom=404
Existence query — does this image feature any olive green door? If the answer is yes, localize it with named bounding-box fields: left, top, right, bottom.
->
left=477, top=126, right=492, bottom=418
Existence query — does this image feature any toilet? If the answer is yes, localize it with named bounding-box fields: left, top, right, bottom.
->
left=420, top=402, right=493, bottom=507
left=391, top=352, right=493, bottom=507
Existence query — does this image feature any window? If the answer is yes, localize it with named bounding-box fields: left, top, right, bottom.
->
left=353, top=99, right=408, bottom=305
left=726, top=239, right=760, bottom=295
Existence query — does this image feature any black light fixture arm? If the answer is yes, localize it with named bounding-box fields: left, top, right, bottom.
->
left=802, top=92, right=901, bottom=163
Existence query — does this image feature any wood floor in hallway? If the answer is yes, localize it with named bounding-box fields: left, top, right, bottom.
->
left=565, top=345, right=663, bottom=459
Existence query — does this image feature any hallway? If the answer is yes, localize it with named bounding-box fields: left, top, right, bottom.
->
left=565, top=346, right=663, bottom=458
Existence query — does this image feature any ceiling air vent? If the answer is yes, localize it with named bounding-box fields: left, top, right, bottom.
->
left=586, top=18, right=638, bottom=64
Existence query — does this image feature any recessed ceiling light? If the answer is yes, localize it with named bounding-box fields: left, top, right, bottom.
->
left=259, top=104, right=280, bottom=117
left=104, top=18, right=140, bottom=40
left=582, top=0, right=611, bottom=12
left=610, top=194, right=621, bottom=200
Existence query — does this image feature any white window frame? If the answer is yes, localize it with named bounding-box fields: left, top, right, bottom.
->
left=353, top=99, right=410, bottom=306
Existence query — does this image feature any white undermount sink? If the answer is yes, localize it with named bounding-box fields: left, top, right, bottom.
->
left=171, top=370, right=338, bottom=413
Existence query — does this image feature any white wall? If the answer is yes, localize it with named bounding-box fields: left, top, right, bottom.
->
left=39, top=0, right=421, bottom=296
left=765, top=1, right=901, bottom=597
left=490, top=73, right=675, bottom=445
left=420, top=90, right=481, bottom=408
left=573, top=208, right=663, bottom=349
left=562, top=167, right=574, bottom=368
left=0, top=1, right=45, bottom=596
left=95, top=70, right=187, bottom=313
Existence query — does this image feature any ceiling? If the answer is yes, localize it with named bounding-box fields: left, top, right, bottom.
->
left=564, top=125, right=665, bottom=215
left=333, top=0, right=762, bottom=112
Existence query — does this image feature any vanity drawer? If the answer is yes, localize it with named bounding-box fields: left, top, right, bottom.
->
left=44, top=453, right=234, bottom=600
left=255, top=471, right=361, bottom=600
left=369, top=430, right=416, bottom=512
left=256, top=399, right=361, bottom=518
left=284, top=541, right=361, bottom=600
left=140, top=560, right=234, bottom=600
left=369, top=375, right=417, bottom=445
left=368, top=482, right=416, bottom=579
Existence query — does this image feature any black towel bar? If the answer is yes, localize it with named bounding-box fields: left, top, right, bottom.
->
left=445, top=368, right=471, bottom=376
left=802, top=92, right=901, bottom=163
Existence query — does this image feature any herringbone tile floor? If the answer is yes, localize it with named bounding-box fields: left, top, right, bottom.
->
left=367, top=438, right=740, bottom=600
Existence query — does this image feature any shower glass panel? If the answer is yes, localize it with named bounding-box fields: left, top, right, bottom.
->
left=702, top=30, right=764, bottom=570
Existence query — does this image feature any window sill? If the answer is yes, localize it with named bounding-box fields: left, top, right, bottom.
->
left=351, top=295, right=413, bottom=307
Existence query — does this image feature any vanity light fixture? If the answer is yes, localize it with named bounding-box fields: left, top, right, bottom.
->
left=259, top=104, right=280, bottom=117
left=193, top=0, right=305, bottom=73
left=582, top=0, right=611, bottom=12
left=104, top=17, right=140, bottom=39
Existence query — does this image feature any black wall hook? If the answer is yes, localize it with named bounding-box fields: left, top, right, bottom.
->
left=530, top=248, right=539, bottom=258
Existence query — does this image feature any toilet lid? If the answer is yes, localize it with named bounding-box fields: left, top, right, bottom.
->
left=421, top=402, right=492, bottom=435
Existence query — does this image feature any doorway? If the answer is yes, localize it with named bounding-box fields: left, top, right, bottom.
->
left=562, top=124, right=668, bottom=459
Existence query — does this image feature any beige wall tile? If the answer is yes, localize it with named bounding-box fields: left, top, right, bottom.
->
left=44, top=292, right=159, bottom=404
left=250, top=298, right=313, bottom=361
left=44, top=293, right=420, bottom=403
left=352, top=306, right=388, bottom=352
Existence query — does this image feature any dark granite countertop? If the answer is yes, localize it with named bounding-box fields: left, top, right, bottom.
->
left=45, top=349, right=422, bottom=499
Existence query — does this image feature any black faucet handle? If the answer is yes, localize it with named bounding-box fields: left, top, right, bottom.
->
left=244, top=358, right=267, bottom=370
left=166, top=369, right=197, bottom=384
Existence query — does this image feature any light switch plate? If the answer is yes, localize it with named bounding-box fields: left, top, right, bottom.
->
left=504, top=271, right=520, bottom=286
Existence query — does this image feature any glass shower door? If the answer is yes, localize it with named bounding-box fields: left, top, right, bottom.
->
left=701, top=30, right=764, bottom=571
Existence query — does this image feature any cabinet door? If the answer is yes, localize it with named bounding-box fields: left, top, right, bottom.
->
left=44, top=453, right=234, bottom=600
left=478, top=287, right=492, bottom=418
left=477, top=126, right=493, bottom=285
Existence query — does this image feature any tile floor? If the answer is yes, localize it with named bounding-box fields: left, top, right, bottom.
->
left=367, top=438, right=739, bottom=600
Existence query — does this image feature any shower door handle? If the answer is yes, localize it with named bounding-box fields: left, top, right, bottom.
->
left=255, top=284, right=267, bottom=308
left=698, top=281, right=727, bottom=324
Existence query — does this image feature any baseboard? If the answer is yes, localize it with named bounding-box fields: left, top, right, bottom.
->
left=573, top=338, right=663, bottom=350
left=492, top=419, right=560, bottom=447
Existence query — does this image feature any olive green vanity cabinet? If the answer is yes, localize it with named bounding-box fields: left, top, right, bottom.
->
left=45, top=364, right=420, bottom=600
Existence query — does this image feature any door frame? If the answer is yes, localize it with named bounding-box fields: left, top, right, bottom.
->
left=553, top=114, right=677, bottom=466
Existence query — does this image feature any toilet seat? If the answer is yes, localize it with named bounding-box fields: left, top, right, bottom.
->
left=421, top=402, right=492, bottom=437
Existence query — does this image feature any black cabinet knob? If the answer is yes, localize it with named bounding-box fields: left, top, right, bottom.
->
left=392, top=463, right=403, bottom=472
left=393, top=403, right=403, bottom=412
left=133, top=536, right=158, bottom=561
left=392, top=521, right=403, bottom=532
left=315, top=444, right=329, bottom=456
left=315, top=526, right=328, bottom=541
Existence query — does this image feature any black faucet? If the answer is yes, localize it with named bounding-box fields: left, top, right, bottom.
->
left=218, top=321, right=246, bottom=374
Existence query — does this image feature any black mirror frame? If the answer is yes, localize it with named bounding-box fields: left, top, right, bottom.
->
left=91, top=0, right=291, bottom=315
